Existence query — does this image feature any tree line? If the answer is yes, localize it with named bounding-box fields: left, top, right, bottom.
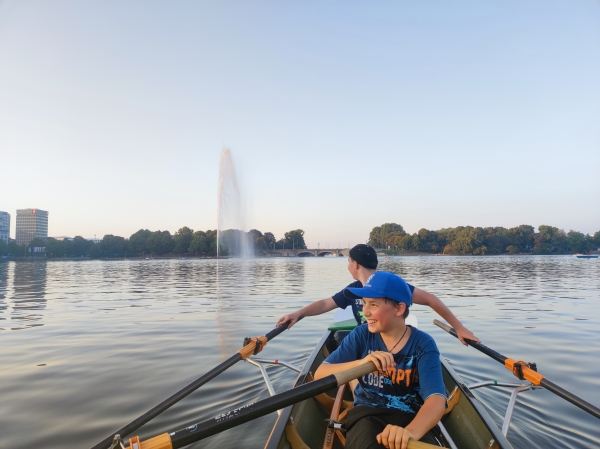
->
left=368, top=223, right=600, bottom=255
left=0, top=228, right=307, bottom=258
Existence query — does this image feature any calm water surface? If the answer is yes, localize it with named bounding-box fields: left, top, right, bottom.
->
left=0, top=256, right=598, bottom=449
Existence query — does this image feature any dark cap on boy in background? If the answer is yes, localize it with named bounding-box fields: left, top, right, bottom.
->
left=349, top=244, right=378, bottom=269
left=347, top=271, right=412, bottom=306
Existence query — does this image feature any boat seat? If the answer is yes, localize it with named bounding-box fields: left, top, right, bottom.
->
left=322, top=383, right=351, bottom=449
left=333, top=330, right=351, bottom=347
left=321, top=383, right=456, bottom=449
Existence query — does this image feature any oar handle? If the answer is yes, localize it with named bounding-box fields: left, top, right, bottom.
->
left=433, top=319, right=600, bottom=420
left=265, top=320, right=292, bottom=340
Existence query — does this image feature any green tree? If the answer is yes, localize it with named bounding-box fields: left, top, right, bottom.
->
left=506, top=225, right=535, bottom=252
left=46, top=238, right=65, bottom=258
left=189, top=230, right=219, bottom=256
left=473, top=245, right=488, bottom=255
left=8, top=240, right=26, bottom=257
left=146, top=230, right=174, bottom=256
left=189, top=231, right=208, bottom=254
left=567, top=231, right=594, bottom=253
left=205, top=230, right=218, bottom=255
left=174, top=227, right=194, bottom=254
left=100, top=235, right=127, bottom=257
left=248, top=229, right=265, bottom=251
left=414, top=229, right=441, bottom=252
left=129, top=229, right=152, bottom=256
left=482, top=227, right=508, bottom=255
left=535, top=225, right=569, bottom=254
left=284, top=229, right=306, bottom=249
left=72, top=236, right=94, bottom=257
left=448, top=227, right=483, bottom=254
left=398, top=234, right=414, bottom=250
left=506, top=245, right=520, bottom=254
left=368, top=223, right=406, bottom=248
left=451, top=237, right=473, bottom=254
left=263, top=232, right=276, bottom=250
left=592, top=231, right=600, bottom=248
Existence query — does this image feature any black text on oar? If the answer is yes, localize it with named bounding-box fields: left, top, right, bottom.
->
left=433, top=319, right=600, bottom=420
left=91, top=321, right=291, bottom=449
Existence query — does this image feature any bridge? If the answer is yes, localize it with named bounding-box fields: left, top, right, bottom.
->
left=268, top=248, right=351, bottom=257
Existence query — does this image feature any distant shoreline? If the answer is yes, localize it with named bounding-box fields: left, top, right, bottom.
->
left=2, top=250, right=598, bottom=262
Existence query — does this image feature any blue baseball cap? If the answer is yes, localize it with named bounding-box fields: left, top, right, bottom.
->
left=347, top=271, right=412, bottom=306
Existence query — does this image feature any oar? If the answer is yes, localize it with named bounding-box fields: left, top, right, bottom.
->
left=122, top=361, right=441, bottom=449
left=433, top=319, right=600, bottom=420
left=91, top=322, right=291, bottom=449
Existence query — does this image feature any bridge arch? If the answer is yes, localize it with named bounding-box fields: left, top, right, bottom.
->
left=317, top=251, right=335, bottom=257
left=297, top=251, right=315, bottom=257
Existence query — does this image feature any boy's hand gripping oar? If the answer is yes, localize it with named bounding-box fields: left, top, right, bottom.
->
left=433, top=319, right=600, bottom=420
left=120, top=361, right=442, bottom=449
left=91, top=322, right=291, bottom=449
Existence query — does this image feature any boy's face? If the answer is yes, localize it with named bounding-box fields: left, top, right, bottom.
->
left=362, top=297, right=404, bottom=334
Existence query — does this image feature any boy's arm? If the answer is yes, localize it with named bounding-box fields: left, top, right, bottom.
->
left=276, top=297, right=338, bottom=329
left=377, top=395, right=446, bottom=449
left=412, top=288, right=480, bottom=345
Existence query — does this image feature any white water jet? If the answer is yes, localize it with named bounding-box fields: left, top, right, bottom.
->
left=216, top=148, right=253, bottom=258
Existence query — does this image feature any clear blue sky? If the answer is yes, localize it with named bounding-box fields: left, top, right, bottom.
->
left=1, top=1, right=599, bottom=247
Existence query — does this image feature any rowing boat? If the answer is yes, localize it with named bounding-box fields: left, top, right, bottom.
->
left=265, top=312, right=513, bottom=449
left=99, top=313, right=599, bottom=449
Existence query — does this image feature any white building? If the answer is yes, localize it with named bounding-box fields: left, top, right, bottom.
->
left=0, top=211, right=10, bottom=244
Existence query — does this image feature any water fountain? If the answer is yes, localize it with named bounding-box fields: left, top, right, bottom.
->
left=216, top=148, right=253, bottom=258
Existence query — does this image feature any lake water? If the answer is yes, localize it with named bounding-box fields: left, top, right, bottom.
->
left=0, top=256, right=598, bottom=449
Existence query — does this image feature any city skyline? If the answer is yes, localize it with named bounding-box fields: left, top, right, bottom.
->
left=1, top=2, right=599, bottom=248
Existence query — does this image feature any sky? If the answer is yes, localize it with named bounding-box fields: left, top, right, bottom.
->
left=1, top=1, right=599, bottom=248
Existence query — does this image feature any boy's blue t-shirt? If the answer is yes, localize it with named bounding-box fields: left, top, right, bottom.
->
left=324, top=325, right=446, bottom=414
left=332, top=281, right=416, bottom=324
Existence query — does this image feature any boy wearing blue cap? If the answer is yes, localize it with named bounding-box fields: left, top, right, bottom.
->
left=315, top=271, right=446, bottom=449
left=277, top=244, right=479, bottom=345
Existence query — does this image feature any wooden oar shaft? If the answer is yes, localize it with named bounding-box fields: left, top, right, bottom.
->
left=433, top=319, right=600, bottom=420
left=91, top=322, right=290, bottom=449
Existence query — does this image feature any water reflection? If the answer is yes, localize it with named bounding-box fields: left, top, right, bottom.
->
left=10, top=261, right=47, bottom=330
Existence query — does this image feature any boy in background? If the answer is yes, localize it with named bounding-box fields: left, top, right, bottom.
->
left=277, top=244, right=479, bottom=345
